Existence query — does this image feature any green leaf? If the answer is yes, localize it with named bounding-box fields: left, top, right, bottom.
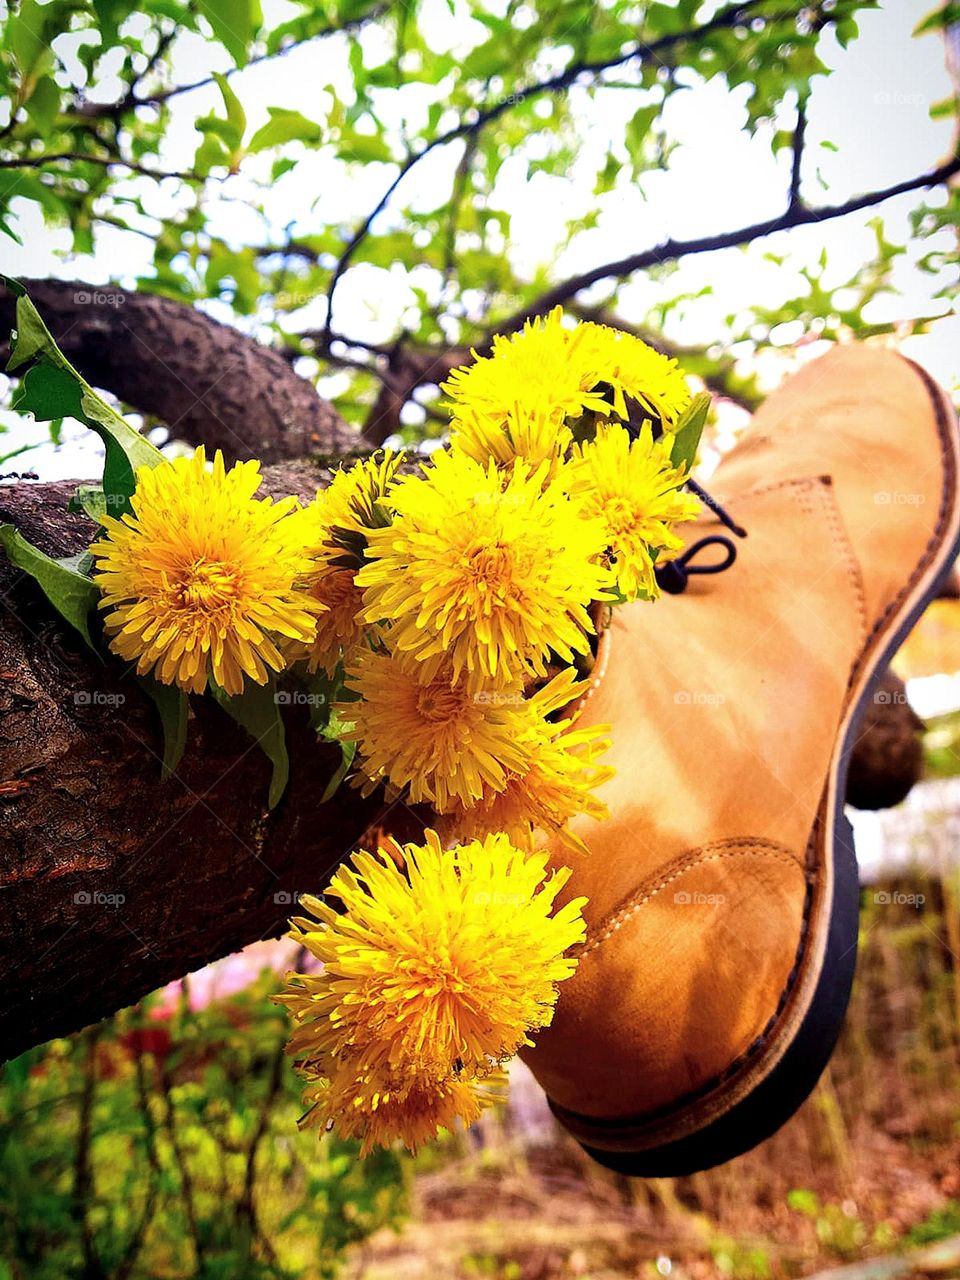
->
left=212, top=678, right=289, bottom=809
left=91, top=0, right=141, bottom=44
left=140, top=677, right=189, bottom=779
left=669, top=392, right=711, bottom=473
left=930, top=95, right=960, bottom=121
left=23, top=75, right=60, bottom=133
left=625, top=105, right=659, bottom=156
left=320, top=738, right=356, bottom=804
left=9, top=0, right=68, bottom=81
left=318, top=705, right=357, bottom=803
left=249, top=107, right=324, bottom=153
left=198, top=0, right=262, bottom=66
left=213, top=72, right=247, bottom=144
left=66, top=484, right=130, bottom=527
left=914, top=3, right=960, bottom=36
left=68, top=485, right=109, bottom=524
left=337, top=133, right=393, bottom=164
left=4, top=285, right=164, bottom=512
left=0, top=524, right=99, bottom=653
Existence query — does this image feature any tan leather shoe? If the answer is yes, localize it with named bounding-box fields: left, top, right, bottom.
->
left=522, top=346, right=960, bottom=1174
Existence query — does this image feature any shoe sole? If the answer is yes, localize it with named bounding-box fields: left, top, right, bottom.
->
left=553, top=360, right=960, bottom=1176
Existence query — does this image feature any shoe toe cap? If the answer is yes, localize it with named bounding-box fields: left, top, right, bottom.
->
left=524, top=838, right=809, bottom=1123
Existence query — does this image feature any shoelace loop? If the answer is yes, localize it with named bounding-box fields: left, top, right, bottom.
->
left=654, top=481, right=747, bottom=595
left=655, top=534, right=739, bottom=595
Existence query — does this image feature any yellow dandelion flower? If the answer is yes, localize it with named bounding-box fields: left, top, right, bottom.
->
left=299, top=450, right=403, bottom=568
left=298, top=1062, right=495, bottom=1157
left=288, top=566, right=365, bottom=677
left=443, top=307, right=692, bottom=469
left=443, top=308, right=612, bottom=470
left=341, top=648, right=530, bottom=811
left=572, top=321, right=693, bottom=430
left=281, top=830, right=587, bottom=1090
left=442, top=671, right=614, bottom=854
left=90, top=447, right=318, bottom=695
left=356, top=450, right=609, bottom=694
left=288, top=452, right=402, bottom=675
left=566, top=422, right=701, bottom=601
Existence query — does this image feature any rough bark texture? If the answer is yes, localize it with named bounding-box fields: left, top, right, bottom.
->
left=0, top=463, right=421, bottom=1063
left=363, top=344, right=468, bottom=445
left=0, top=280, right=354, bottom=463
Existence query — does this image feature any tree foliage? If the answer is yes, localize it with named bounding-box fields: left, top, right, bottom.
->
left=1, top=0, right=957, bottom=441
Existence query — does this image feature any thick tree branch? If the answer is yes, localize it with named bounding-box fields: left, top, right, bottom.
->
left=362, top=344, right=467, bottom=445
left=0, top=280, right=354, bottom=463
left=501, top=154, right=960, bottom=327
left=0, top=463, right=419, bottom=1064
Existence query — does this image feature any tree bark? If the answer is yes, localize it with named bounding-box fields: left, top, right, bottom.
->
left=0, top=463, right=415, bottom=1063
left=0, top=280, right=354, bottom=464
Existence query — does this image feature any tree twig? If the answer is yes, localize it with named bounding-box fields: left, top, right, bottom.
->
left=75, top=2, right=391, bottom=119
left=320, top=0, right=796, bottom=337
left=0, top=152, right=199, bottom=182
left=789, top=94, right=808, bottom=213
left=500, top=153, right=960, bottom=328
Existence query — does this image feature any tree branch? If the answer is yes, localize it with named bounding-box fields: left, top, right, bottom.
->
left=0, top=447, right=919, bottom=1062
left=73, top=3, right=391, bottom=119
left=320, top=0, right=792, bottom=337
left=501, top=153, right=960, bottom=327
left=0, top=280, right=353, bottom=463
left=789, top=94, right=808, bottom=213
left=0, top=153, right=200, bottom=183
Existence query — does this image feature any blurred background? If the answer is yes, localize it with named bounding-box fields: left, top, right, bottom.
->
left=1, top=0, right=960, bottom=1276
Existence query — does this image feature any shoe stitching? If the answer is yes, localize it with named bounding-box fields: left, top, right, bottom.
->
left=810, top=475, right=868, bottom=649
left=580, top=837, right=806, bottom=958
left=556, top=823, right=819, bottom=1134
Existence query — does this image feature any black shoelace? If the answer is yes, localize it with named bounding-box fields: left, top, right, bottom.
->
left=618, top=404, right=747, bottom=595
left=654, top=478, right=747, bottom=595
